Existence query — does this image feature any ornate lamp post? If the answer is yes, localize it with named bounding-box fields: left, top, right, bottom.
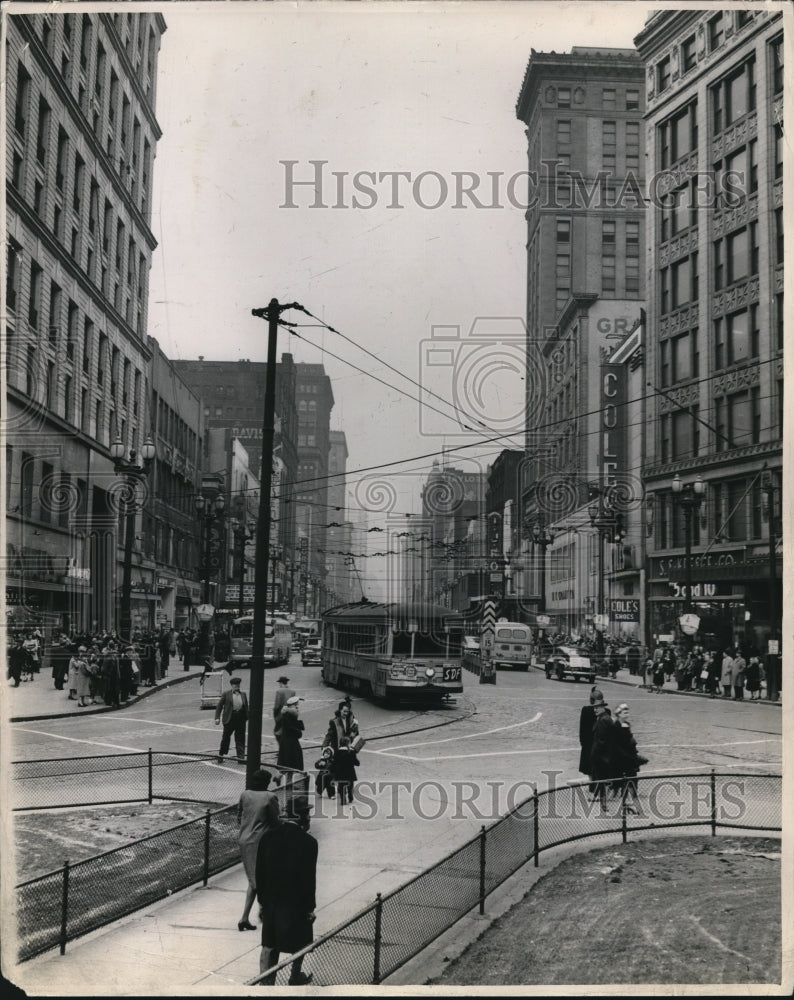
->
left=671, top=474, right=705, bottom=628
left=587, top=486, right=625, bottom=656
left=110, top=435, right=156, bottom=643
left=531, top=523, right=554, bottom=614
left=194, top=486, right=225, bottom=662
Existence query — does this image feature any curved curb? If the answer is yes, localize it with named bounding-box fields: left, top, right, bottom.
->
left=9, top=669, right=206, bottom=723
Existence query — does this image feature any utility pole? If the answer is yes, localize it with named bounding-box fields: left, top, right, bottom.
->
left=247, top=299, right=299, bottom=785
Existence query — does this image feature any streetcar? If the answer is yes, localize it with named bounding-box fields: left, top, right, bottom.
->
left=321, top=599, right=464, bottom=704
left=229, top=613, right=292, bottom=667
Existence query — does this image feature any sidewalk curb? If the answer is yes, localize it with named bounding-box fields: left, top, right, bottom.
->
left=9, top=669, right=206, bottom=723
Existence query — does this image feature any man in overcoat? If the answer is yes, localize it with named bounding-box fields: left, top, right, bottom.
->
left=256, top=809, right=317, bottom=986
left=215, top=676, right=249, bottom=763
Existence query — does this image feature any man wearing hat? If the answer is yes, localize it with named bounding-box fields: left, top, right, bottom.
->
left=273, top=676, right=296, bottom=721
left=215, top=677, right=249, bottom=764
left=578, top=687, right=604, bottom=793
left=589, top=697, right=617, bottom=810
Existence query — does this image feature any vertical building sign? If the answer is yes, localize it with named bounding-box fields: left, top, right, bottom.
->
left=601, top=360, right=627, bottom=485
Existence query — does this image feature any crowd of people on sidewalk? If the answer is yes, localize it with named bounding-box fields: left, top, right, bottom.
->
left=5, top=624, right=185, bottom=707
left=542, top=631, right=777, bottom=701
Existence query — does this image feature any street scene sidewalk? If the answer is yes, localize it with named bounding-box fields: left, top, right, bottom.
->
left=6, top=660, right=210, bottom=722
left=7, top=664, right=781, bottom=995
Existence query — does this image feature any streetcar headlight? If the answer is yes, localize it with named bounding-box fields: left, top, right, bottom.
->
left=425, top=667, right=435, bottom=678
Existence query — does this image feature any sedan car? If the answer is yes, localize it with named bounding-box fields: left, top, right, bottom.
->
left=545, top=645, right=595, bottom=683
left=301, top=639, right=322, bottom=666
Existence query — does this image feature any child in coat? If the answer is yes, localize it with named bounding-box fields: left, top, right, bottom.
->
left=314, top=746, right=336, bottom=798
left=331, top=736, right=360, bottom=806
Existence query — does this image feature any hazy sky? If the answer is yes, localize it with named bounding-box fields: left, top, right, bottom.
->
left=144, top=0, right=652, bottom=586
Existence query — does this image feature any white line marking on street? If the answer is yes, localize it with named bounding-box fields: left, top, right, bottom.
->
left=375, top=713, right=543, bottom=752
left=119, top=716, right=213, bottom=732
left=13, top=727, right=142, bottom=752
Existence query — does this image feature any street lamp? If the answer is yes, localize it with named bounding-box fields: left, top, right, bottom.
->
left=194, top=486, right=226, bottom=662
left=110, top=435, right=156, bottom=643
left=587, top=485, right=625, bottom=656
left=671, top=474, right=705, bottom=631
left=232, top=517, right=255, bottom=619
left=531, top=523, right=554, bottom=614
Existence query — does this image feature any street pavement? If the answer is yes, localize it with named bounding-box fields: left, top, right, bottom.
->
left=5, top=658, right=782, bottom=994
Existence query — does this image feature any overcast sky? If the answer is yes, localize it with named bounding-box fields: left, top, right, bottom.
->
left=143, top=0, right=652, bottom=588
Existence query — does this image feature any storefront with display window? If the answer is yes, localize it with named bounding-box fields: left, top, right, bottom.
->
left=647, top=550, right=771, bottom=654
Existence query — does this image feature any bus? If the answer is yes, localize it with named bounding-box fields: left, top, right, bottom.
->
left=230, top=614, right=292, bottom=668
left=321, top=599, right=463, bottom=704
left=293, top=618, right=321, bottom=649
left=491, top=621, right=533, bottom=672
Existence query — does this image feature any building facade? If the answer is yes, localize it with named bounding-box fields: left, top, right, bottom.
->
left=146, top=338, right=203, bottom=631
left=514, top=46, right=647, bottom=644
left=6, top=10, right=166, bottom=633
left=295, top=363, right=335, bottom=614
left=636, top=8, right=783, bottom=654
left=172, top=354, right=299, bottom=609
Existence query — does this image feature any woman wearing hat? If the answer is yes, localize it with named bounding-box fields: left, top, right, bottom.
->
left=612, top=703, right=648, bottom=813
left=236, top=768, right=280, bottom=932
left=589, top=699, right=618, bottom=810
left=275, top=696, right=305, bottom=771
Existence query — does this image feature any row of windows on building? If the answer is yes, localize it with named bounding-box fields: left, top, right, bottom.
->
left=9, top=130, right=150, bottom=336
left=554, top=218, right=641, bottom=309
left=655, top=12, right=780, bottom=96
left=548, top=84, right=641, bottom=111
left=654, top=475, right=779, bottom=548
left=659, top=208, right=783, bottom=316
left=658, top=376, right=783, bottom=464
left=13, top=46, right=154, bottom=228
left=555, top=118, right=642, bottom=173
left=152, top=392, right=201, bottom=464
left=658, top=44, right=782, bottom=172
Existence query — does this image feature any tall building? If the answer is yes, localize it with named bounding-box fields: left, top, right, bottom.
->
left=514, top=46, right=647, bottom=643
left=325, top=431, right=355, bottom=606
left=5, top=10, right=166, bottom=632
left=172, top=354, right=299, bottom=604
left=295, top=363, right=334, bottom=614
left=635, top=8, right=784, bottom=653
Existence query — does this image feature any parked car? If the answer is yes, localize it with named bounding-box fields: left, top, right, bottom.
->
left=301, top=638, right=322, bottom=666
left=545, top=645, right=595, bottom=683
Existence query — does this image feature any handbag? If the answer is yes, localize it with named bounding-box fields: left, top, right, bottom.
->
left=699, top=668, right=709, bottom=680
left=351, top=734, right=366, bottom=753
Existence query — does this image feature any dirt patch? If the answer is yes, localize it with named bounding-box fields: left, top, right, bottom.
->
left=14, top=802, right=218, bottom=883
left=430, top=835, right=781, bottom=986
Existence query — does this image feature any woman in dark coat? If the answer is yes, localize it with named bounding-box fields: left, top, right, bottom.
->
left=745, top=656, right=762, bottom=700
left=578, top=687, right=603, bottom=790
left=589, top=702, right=617, bottom=810
left=612, top=703, right=646, bottom=812
left=275, top=698, right=305, bottom=771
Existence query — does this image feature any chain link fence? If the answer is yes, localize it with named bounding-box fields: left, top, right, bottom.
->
left=11, top=748, right=285, bottom=810
left=247, top=770, right=781, bottom=986
left=13, top=757, right=308, bottom=962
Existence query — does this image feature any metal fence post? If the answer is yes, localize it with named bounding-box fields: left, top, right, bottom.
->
left=533, top=790, right=540, bottom=867
left=621, top=795, right=628, bottom=844
left=148, top=748, right=153, bottom=804
left=372, top=893, right=383, bottom=985
left=710, top=769, right=717, bottom=837
left=479, top=825, right=486, bottom=915
left=203, top=810, right=211, bottom=885
left=59, top=861, right=70, bottom=955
